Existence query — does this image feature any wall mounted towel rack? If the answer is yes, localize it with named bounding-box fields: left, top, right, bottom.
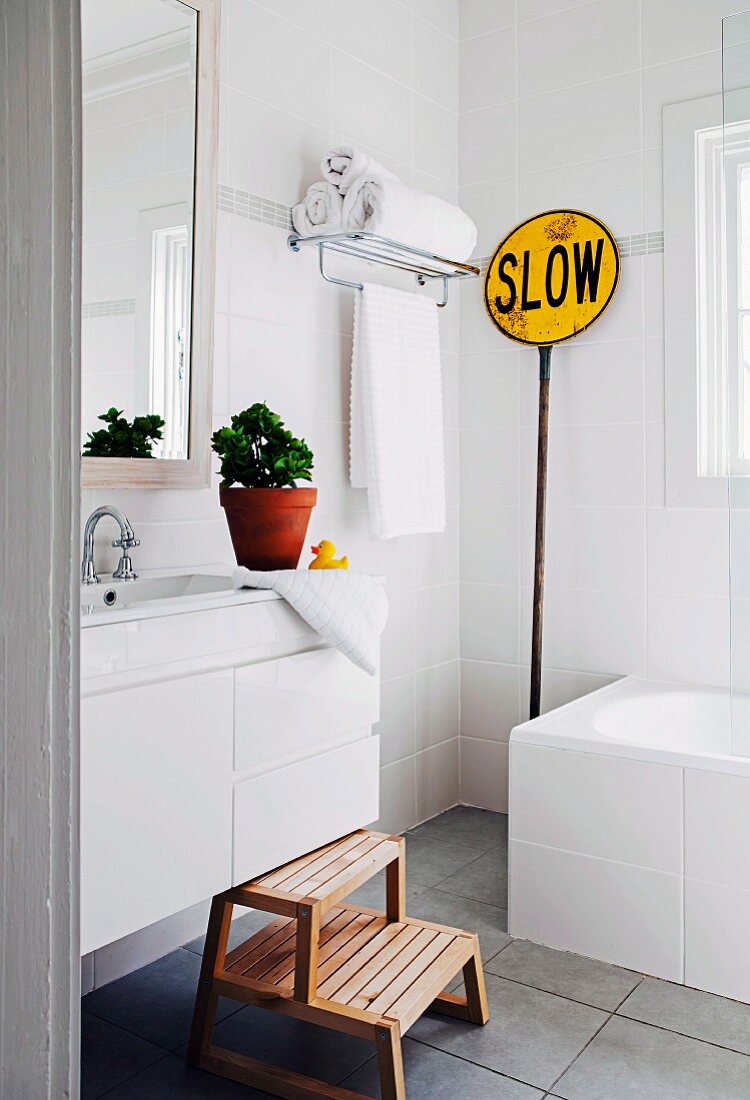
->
left=287, top=231, right=480, bottom=308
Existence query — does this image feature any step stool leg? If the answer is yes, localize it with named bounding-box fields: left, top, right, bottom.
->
left=463, top=940, right=490, bottom=1025
left=187, top=895, right=233, bottom=1065
left=385, top=836, right=406, bottom=922
left=376, top=1022, right=406, bottom=1100
left=293, top=900, right=321, bottom=1003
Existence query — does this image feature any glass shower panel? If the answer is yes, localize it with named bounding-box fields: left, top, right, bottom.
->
left=725, top=11, right=750, bottom=757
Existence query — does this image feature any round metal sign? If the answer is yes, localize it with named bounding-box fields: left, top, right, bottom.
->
left=484, top=209, right=620, bottom=346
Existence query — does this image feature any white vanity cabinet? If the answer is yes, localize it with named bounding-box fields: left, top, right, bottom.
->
left=80, top=586, right=381, bottom=955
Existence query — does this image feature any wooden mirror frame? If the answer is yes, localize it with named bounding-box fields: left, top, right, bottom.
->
left=81, top=0, right=220, bottom=490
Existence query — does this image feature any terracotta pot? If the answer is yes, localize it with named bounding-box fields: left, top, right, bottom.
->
left=219, top=486, right=317, bottom=570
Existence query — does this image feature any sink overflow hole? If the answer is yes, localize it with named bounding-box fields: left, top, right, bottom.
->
left=103, top=589, right=117, bottom=607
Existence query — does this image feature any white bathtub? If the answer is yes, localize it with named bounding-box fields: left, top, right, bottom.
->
left=509, top=677, right=750, bottom=1002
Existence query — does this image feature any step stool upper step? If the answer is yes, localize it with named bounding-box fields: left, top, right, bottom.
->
left=230, top=830, right=403, bottom=914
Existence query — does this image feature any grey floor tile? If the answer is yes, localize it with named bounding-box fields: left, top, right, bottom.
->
left=100, top=1053, right=275, bottom=1098
left=487, top=939, right=642, bottom=1012
left=618, top=977, right=750, bottom=1056
left=404, top=834, right=486, bottom=888
left=81, top=1012, right=165, bottom=1100
left=210, top=1004, right=373, bottom=1083
left=408, top=887, right=511, bottom=960
left=555, top=1015, right=750, bottom=1099
left=438, top=846, right=508, bottom=908
left=342, top=1038, right=544, bottom=1099
left=82, top=948, right=240, bottom=1051
left=347, top=869, right=428, bottom=910
left=410, top=972, right=607, bottom=1091
left=183, top=908, right=275, bottom=957
left=408, top=806, right=508, bottom=853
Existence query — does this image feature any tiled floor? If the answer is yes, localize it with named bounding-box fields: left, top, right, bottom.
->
left=82, top=807, right=750, bottom=1098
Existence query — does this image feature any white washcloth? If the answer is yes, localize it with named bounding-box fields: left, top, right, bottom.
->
left=343, top=175, right=477, bottom=261
left=350, top=283, right=446, bottom=539
left=232, top=568, right=388, bottom=676
left=321, top=145, right=398, bottom=195
left=291, top=180, right=343, bottom=236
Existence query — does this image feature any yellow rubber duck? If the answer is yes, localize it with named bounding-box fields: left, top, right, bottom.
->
left=309, top=539, right=349, bottom=570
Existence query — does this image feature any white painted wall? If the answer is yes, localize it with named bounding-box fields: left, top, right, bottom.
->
left=458, top=0, right=741, bottom=812
left=1, top=0, right=80, bottom=1093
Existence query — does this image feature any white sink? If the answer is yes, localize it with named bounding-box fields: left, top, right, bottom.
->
left=80, top=572, right=233, bottom=612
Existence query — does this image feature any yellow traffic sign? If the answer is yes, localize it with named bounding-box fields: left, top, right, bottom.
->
left=484, top=209, right=620, bottom=346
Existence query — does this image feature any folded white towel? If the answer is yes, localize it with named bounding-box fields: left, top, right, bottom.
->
left=350, top=282, right=446, bottom=539
left=321, top=145, right=398, bottom=195
left=343, top=175, right=477, bottom=261
left=232, top=568, right=388, bottom=676
left=291, top=180, right=343, bottom=236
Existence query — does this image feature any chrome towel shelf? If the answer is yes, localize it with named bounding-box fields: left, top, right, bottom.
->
left=287, top=230, right=480, bottom=308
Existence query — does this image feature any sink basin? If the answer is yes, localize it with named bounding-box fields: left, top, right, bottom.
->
left=80, top=572, right=233, bottom=611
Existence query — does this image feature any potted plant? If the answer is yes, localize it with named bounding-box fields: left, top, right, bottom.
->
left=82, top=407, right=165, bottom=458
left=211, top=403, right=316, bottom=570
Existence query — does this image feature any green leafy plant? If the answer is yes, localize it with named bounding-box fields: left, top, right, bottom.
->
left=82, top=407, right=165, bottom=458
left=211, top=402, right=314, bottom=488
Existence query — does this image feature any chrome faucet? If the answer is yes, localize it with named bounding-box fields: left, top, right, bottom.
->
left=81, top=505, right=140, bottom=584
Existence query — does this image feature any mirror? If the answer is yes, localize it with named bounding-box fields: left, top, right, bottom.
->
left=80, top=0, right=219, bottom=489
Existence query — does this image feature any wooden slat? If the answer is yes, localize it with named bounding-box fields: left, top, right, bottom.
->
left=345, top=929, right=441, bottom=1010
left=257, top=833, right=366, bottom=890
left=264, top=911, right=380, bottom=988
left=213, top=974, right=380, bottom=1036
left=315, top=914, right=386, bottom=986
left=387, top=937, right=475, bottom=1033
left=304, top=843, right=399, bottom=908
left=366, top=932, right=453, bottom=1016
left=317, top=923, right=411, bottom=1000
left=245, top=910, right=354, bottom=983
left=291, top=836, right=384, bottom=896
left=294, top=903, right=320, bottom=1003
left=224, top=916, right=293, bottom=972
left=326, top=925, right=422, bottom=1005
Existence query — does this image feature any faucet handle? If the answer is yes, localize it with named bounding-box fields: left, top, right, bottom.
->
left=111, top=536, right=140, bottom=550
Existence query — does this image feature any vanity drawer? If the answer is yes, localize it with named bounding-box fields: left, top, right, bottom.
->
left=233, top=734, right=380, bottom=883
left=233, top=647, right=379, bottom=773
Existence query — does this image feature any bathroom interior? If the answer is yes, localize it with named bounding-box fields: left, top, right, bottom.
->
left=10, top=0, right=750, bottom=1097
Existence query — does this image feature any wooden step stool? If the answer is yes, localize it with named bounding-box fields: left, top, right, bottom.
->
left=188, top=829, right=489, bottom=1100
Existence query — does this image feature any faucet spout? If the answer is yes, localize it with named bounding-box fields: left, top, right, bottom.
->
left=81, top=505, right=140, bottom=584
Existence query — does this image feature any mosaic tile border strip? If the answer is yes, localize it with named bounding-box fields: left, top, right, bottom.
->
left=82, top=297, right=136, bottom=318
left=218, top=184, right=292, bottom=230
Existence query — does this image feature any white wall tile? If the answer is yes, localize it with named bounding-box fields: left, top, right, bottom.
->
left=413, top=95, right=458, bottom=184
left=510, top=839, right=684, bottom=981
left=461, top=506, right=519, bottom=585
left=413, top=19, right=459, bottom=111
left=416, top=584, right=459, bottom=667
left=647, top=509, right=729, bottom=599
left=460, top=737, right=509, bottom=812
left=331, top=51, right=412, bottom=164
left=376, top=756, right=417, bottom=834
left=461, top=583, right=520, bottom=664
left=460, top=29, right=516, bottom=112
left=331, top=0, right=412, bottom=85
left=518, top=153, right=643, bottom=239
left=460, top=177, right=518, bottom=255
left=377, top=674, right=417, bottom=765
left=461, top=660, right=520, bottom=741
left=459, top=102, right=517, bottom=185
left=510, top=743, right=683, bottom=871
left=461, top=428, right=519, bottom=508
left=228, top=2, right=331, bottom=126
left=410, top=0, right=459, bottom=40
left=520, top=507, right=645, bottom=594
left=685, top=769, right=750, bottom=891
left=519, top=73, right=641, bottom=173
left=521, top=423, right=644, bottom=509
left=460, top=0, right=515, bottom=40
left=416, top=738, right=460, bottom=820
left=517, top=0, right=639, bottom=97
left=646, top=594, right=730, bottom=686
left=641, top=0, right=737, bottom=67
left=416, top=661, right=460, bottom=749
left=251, top=0, right=332, bottom=38
left=641, top=51, right=721, bottom=150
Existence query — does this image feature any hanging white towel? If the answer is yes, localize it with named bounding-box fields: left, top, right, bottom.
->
left=320, top=145, right=398, bottom=194
left=343, top=175, right=477, bottom=261
left=291, top=180, right=343, bottom=236
left=350, top=283, right=446, bottom=539
left=232, top=568, right=388, bottom=676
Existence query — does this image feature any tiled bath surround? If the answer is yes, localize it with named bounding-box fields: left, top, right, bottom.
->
left=458, top=0, right=741, bottom=813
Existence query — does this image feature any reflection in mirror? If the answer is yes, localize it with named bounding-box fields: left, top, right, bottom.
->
left=81, top=0, right=198, bottom=461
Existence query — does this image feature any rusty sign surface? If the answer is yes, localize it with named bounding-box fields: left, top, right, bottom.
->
left=483, top=209, right=620, bottom=346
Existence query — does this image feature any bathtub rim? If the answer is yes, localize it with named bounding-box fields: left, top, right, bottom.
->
left=510, top=676, right=750, bottom=778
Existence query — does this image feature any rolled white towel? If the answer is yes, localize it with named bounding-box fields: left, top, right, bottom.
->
left=321, top=145, right=398, bottom=195
left=291, top=180, right=343, bottom=236
left=342, top=175, right=477, bottom=261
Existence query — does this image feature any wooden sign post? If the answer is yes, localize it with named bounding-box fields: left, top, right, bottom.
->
left=483, top=210, right=620, bottom=719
